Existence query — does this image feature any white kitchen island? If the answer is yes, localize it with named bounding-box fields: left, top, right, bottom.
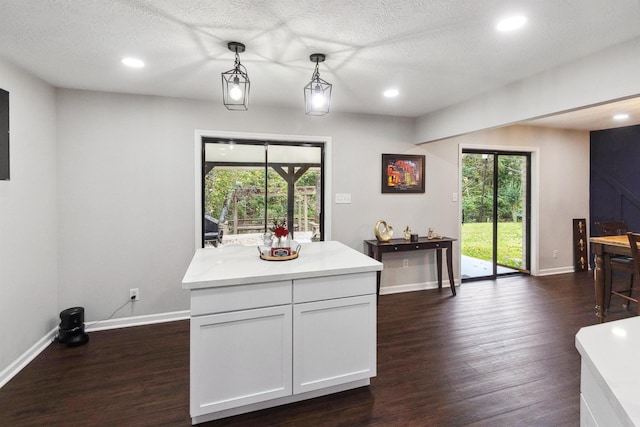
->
left=182, top=241, right=383, bottom=425
left=576, top=317, right=640, bottom=426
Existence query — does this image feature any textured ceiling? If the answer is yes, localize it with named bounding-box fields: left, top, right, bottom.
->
left=524, top=97, right=640, bottom=131
left=1, top=0, right=640, bottom=121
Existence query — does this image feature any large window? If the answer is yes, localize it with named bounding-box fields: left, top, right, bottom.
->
left=201, top=138, right=324, bottom=247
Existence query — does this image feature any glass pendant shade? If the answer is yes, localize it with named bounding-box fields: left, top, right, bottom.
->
left=304, top=54, right=332, bottom=116
left=221, top=42, right=250, bottom=110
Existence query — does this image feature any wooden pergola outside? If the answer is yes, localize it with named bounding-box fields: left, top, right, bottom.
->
left=226, top=185, right=317, bottom=235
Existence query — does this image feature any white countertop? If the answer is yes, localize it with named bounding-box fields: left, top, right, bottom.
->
left=182, top=240, right=383, bottom=289
left=575, top=317, right=640, bottom=425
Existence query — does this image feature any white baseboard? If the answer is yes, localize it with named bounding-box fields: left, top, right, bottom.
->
left=85, top=310, right=190, bottom=332
left=380, top=280, right=457, bottom=295
left=0, top=310, right=190, bottom=390
left=0, top=326, right=58, bottom=389
left=380, top=266, right=584, bottom=294
left=537, top=266, right=582, bottom=276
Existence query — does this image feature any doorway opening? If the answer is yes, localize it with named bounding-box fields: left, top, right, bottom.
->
left=461, top=150, right=531, bottom=281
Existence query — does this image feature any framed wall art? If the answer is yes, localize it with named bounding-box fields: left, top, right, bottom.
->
left=0, top=88, right=8, bottom=181
left=381, top=153, right=425, bottom=193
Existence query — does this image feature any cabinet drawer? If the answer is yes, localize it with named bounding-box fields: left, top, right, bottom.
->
left=389, top=242, right=447, bottom=252
left=191, top=280, right=292, bottom=316
left=294, top=272, right=375, bottom=303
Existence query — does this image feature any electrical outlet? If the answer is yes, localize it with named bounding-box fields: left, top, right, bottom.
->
left=403, top=259, right=409, bottom=268
left=130, top=288, right=140, bottom=301
left=552, top=250, right=558, bottom=259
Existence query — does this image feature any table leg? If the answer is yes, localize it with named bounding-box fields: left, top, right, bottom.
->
left=446, top=247, right=456, bottom=296
left=603, top=254, right=612, bottom=310
left=365, top=245, right=382, bottom=304
left=594, top=253, right=605, bottom=323
left=436, top=249, right=443, bottom=289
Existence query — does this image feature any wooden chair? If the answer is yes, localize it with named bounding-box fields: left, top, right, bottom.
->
left=624, top=232, right=640, bottom=315
left=595, top=221, right=635, bottom=309
left=596, top=221, right=629, bottom=237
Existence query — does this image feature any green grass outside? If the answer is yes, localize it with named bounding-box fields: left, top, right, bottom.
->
left=461, top=222, right=524, bottom=268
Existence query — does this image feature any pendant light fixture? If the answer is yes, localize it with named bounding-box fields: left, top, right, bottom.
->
left=304, top=53, right=332, bottom=116
left=221, top=42, right=250, bottom=110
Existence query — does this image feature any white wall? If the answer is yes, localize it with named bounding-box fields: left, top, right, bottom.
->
left=56, top=89, right=429, bottom=321
left=55, top=89, right=590, bottom=312
left=0, top=61, right=593, bottom=381
left=422, top=125, right=590, bottom=277
left=415, top=36, right=640, bottom=143
left=0, top=58, right=58, bottom=377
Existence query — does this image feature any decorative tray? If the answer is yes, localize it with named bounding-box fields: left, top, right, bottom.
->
left=257, top=244, right=301, bottom=261
left=259, top=251, right=299, bottom=261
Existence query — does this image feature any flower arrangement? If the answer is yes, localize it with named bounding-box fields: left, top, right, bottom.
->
left=271, top=218, right=289, bottom=241
left=270, top=219, right=290, bottom=255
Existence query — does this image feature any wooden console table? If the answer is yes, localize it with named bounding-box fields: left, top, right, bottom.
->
left=364, top=237, right=456, bottom=298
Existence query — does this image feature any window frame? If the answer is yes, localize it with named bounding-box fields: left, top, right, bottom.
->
left=194, top=130, right=332, bottom=250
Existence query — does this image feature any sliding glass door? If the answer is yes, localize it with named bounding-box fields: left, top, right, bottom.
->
left=461, top=150, right=530, bottom=280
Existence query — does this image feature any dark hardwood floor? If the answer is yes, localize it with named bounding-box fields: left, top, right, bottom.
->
left=1, top=272, right=636, bottom=426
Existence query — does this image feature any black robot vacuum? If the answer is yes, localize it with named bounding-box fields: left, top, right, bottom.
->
left=58, top=307, right=89, bottom=347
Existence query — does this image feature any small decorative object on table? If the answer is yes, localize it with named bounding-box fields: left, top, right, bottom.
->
left=258, top=221, right=301, bottom=261
left=410, top=233, right=419, bottom=242
left=271, top=219, right=291, bottom=257
left=259, top=245, right=300, bottom=261
left=427, top=228, right=442, bottom=239
left=403, top=226, right=412, bottom=240
left=374, top=220, right=393, bottom=242
left=262, top=231, right=273, bottom=253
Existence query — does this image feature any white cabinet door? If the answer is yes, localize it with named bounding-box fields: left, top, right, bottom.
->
left=190, top=305, right=292, bottom=416
left=293, top=294, right=376, bottom=394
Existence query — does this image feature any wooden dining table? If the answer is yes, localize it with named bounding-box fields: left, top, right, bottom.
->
left=589, top=234, right=635, bottom=323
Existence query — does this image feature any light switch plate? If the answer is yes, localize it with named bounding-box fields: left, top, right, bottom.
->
left=335, top=193, right=352, bottom=204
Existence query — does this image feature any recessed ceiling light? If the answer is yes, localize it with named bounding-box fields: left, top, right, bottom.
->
left=496, top=15, right=527, bottom=32
left=613, top=113, right=630, bottom=121
left=383, top=89, right=399, bottom=98
left=121, top=57, right=145, bottom=68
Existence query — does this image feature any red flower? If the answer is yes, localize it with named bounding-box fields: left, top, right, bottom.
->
left=271, top=218, right=288, bottom=238
left=273, top=226, right=288, bottom=239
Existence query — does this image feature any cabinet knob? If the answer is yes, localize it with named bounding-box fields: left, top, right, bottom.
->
left=394, top=246, right=398, bottom=250
left=415, top=245, right=420, bottom=249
